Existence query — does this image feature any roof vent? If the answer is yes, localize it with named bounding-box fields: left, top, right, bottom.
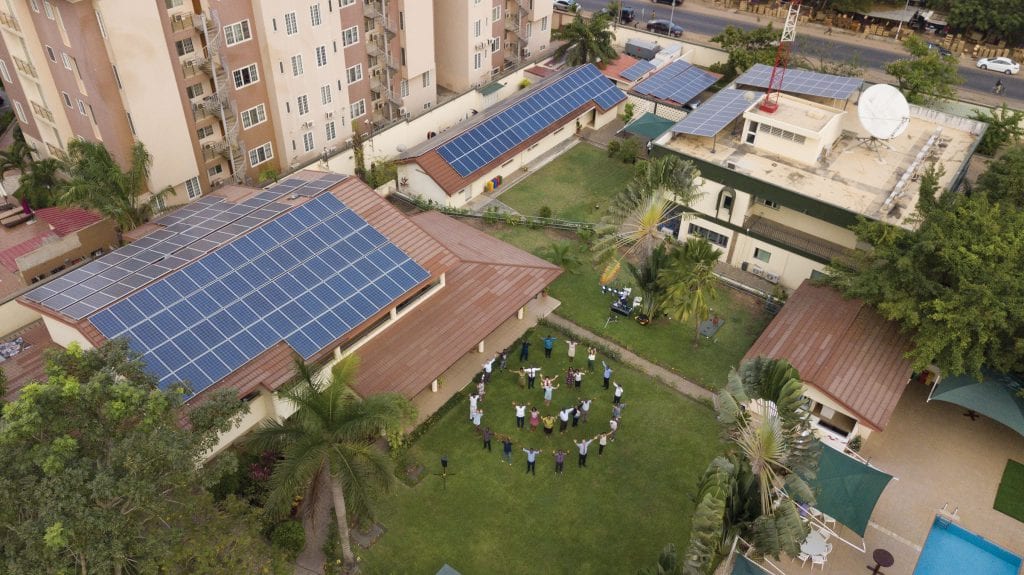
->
left=289, top=193, right=299, bottom=200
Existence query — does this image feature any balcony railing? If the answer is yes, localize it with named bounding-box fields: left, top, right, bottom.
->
left=12, top=56, right=37, bottom=78
left=743, top=215, right=852, bottom=263
left=0, top=10, right=20, bottom=32
left=30, top=101, right=54, bottom=123
left=169, top=12, right=195, bottom=33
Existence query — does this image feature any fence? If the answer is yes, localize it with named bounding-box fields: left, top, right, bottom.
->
left=388, top=189, right=595, bottom=232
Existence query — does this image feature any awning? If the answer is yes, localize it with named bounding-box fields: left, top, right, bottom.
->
left=929, top=370, right=1024, bottom=437
left=808, top=444, right=893, bottom=537
left=622, top=113, right=675, bottom=140
left=476, top=81, right=505, bottom=96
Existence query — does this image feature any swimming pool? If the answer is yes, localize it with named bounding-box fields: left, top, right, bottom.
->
left=913, top=517, right=1022, bottom=575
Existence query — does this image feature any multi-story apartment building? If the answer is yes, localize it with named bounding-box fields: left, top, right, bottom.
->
left=432, top=0, right=552, bottom=92
left=0, top=0, right=448, bottom=205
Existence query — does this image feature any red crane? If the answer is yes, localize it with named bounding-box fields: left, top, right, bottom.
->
left=758, top=0, right=803, bottom=114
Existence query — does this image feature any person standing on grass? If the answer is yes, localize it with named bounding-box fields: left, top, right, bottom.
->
left=587, top=347, right=597, bottom=370
left=553, top=449, right=567, bottom=475
left=469, top=392, right=480, bottom=422
left=580, top=397, right=593, bottom=423
left=602, top=361, right=613, bottom=389
left=612, top=402, right=626, bottom=420
left=541, top=414, right=556, bottom=436
left=529, top=407, right=540, bottom=431
left=598, top=432, right=608, bottom=455
left=565, top=367, right=575, bottom=387
left=477, top=379, right=487, bottom=401
left=519, top=339, right=531, bottom=361
left=482, top=356, right=495, bottom=382
left=612, top=382, right=624, bottom=404
left=524, top=447, right=542, bottom=475
left=499, top=350, right=508, bottom=370
left=472, top=408, right=484, bottom=428
left=542, top=378, right=559, bottom=406
left=575, top=437, right=595, bottom=467
left=501, top=435, right=514, bottom=465
left=567, top=340, right=578, bottom=363
left=513, top=401, right=528, bottom=429
left=482, top=427, right=493, bottom=452
left=571, top=402, right=582, bottom=428
left=542, top=335, right=557, bottom=358
left=609, top=417, right=619, bottom=441
left=524, top=366, right=541, bottom=389
left=573, top=369, right=585, bottom=389
left=558, top=406, right=572, bottom=433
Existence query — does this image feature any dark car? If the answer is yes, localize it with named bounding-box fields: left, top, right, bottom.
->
left=596, top=7, right=636, bottom=24
left=926, top=42, right=952, bottom=57
left=652, top=0, right=683, bottom=5
left=646, top=19, right=683, bottom=37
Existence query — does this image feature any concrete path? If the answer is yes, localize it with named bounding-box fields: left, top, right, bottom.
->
left=543, top=313, right=716, bottom=403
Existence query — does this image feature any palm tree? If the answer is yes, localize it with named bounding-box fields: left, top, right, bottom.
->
left=15, top=157, right=61, bottom=209
left=659, top=238, right=722, bottom=345
left=0, top=140, right=34, bottom=180
left=246, top=357, right=416, bottom=570
left=592, top=155, right=702, bottom=283
left=551, top=13, right=617, bottom=67
left=57, top=140, right=170, bottom=235
left=542, top=241, right=582, bottom=273
left=626, top=242, right=674, bottom=320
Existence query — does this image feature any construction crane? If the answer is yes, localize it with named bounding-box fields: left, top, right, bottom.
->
left=758, top=0, right=803, bottom=114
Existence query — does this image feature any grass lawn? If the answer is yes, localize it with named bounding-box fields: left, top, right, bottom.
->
left=359, top=327, right=723, bottom=574
left=994, top=459, right=1024, bottom=523
left=498, top=143, right=635, bottom=222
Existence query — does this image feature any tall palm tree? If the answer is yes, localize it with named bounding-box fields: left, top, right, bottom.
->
left=57, top=140, right=170, bottom=235
left=247, top=357, right=416, bottom=570
left=626, top=242, right=674, bottom=320
left=659, top=238, right=722, bottom=345
left=551, top=13, right=617, bottom=67
left=0, top=140, right=34, bottom=180
left=15, top=157, right=61, bottom=209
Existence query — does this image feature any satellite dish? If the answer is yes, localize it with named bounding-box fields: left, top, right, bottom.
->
left=858, top=84, right=910, bottom=140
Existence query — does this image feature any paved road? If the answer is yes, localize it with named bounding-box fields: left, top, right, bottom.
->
left=575, top=0, right=1024, bottom=105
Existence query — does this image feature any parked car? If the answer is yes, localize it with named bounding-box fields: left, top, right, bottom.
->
left=977, top=57, right=1020, bottom=75
left=596, top=7, right=636, bottom=24
left=652, top=0, right=683, bottom=5
left=646, top=19, right=683, bottom=37
left=553, top=0, right=579, bottom=13
left=926, top=43, right=952, bottom=57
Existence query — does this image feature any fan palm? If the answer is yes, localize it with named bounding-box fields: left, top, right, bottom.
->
left=0, top=140, right=33, bottom=180
left=246, top=357, right=416, bottom=569
left=542, top=241, right=582, bottom=273
left=15, top=157, right=61, bottom=209
left=659, top=238, right=722, bottom=345
left=551, top=14, right=617, bottom=67
left=625, top=242, right=674, bottom=319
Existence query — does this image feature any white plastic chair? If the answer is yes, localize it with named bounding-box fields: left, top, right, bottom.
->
left=818, top=528, right=832, bottom=542
left=823, top=543, right=833, bottom=556
left=823, top=513, right=837, bottom=528
left=811, top=554, right=826, bottom=570
left=797, top=552, right=810, bottom=567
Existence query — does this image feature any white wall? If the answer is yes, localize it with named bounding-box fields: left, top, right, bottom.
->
left=40, top=315, right=91, bottom=350
left=0, top=300, right=41, bottom=337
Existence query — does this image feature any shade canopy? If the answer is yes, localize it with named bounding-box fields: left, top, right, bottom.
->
left=930, top=370, right=1024, bottom=437
left=622, top=113, right=675, bottom=140
left=808, top=444, right=893, bottom=537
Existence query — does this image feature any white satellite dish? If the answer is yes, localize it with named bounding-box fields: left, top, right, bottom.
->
left=858, top=84, right=910, bottom=140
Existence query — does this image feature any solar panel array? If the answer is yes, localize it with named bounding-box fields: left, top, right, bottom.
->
left=632, top=61, right=717, bottom=106
left=267, top=172, right=348, bottom=198
left=671, top=89, right=759, bottom=137
left=436, top=64, right=625, bottom=177
left=24, top=194, right=293, bottom=320
left=734, top=63, right=863, bottom=100
left=620, top=60, right=656, bottom=82
left=89, top=193, right=429, bottom=398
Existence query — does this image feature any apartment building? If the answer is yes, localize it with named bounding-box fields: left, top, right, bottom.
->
left=0, top=0, right=445, bottom=205
left=433, top=0, right=552, bottom=93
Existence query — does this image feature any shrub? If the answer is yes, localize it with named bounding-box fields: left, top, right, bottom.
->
left=621, top=102, right=635, bottom=124
left=606, top=140, right=621, bottom=158
left=576, top=227, right=596, bottom=245
left=538, top=206, right=553, bottom=219
left=518, top=78, right=531, bottom=90
left=616, top=138, right=642, bottom=164
left=269, top=520, right=306, bottom=560
left=322, top=515, right=344, bottom=575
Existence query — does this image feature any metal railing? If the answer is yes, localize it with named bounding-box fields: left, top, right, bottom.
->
left=0, top=10, right=20, bottom=32
left=12, top=56, right=36, bottom=78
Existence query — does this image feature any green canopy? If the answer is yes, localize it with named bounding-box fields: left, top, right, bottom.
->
left=477, top=81, right=505, bottom=96
left=808, top=444, right=893, bottom=537
left=731, top=555, right=772, bottom=575
left=930, top=370, right=1024, bottom=437
left=622, top=113, right=675, bottom=140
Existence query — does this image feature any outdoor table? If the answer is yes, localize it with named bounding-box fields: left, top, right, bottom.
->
left=800, top=529, right=827, bottom=556
left=867, top=548, right=894, bottom=574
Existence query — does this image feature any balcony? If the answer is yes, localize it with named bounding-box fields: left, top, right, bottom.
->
left=743, top=215, right=853, bottom=263
left=0, top=10, right=20, bottom=33
left=382, top=18, right=397, bottom=36
left=169, top=12, right=195, bottom=33
left=181, top=58, right=205, bottom=78
left=12, top=56, right=37, bottom=79
left=385, top=88, right=402, bottom=107
left=363, top=2, right=380, bottom=19
left=30, top=101, right=54, bottom=124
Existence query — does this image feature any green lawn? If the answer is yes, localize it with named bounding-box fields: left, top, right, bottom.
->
left=359, top=328, right=722, bottom=574
left=498, top=143, right=635, bottom=222
left=994, top=459, right=1024, bottom=523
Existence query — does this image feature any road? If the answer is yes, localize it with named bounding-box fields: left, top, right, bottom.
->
left=574, top=0, right=1024, bottom=104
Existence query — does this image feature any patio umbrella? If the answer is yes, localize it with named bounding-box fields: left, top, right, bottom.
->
left=928, top=370, right=1024, bottom=438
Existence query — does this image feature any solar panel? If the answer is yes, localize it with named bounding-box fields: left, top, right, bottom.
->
left=633, top=61, right=717, bottom=107
left=620, top=60, right=656, bottom=82
left=437, top=64, right=625, bottom=177
left=734, top=63, right=863, bottom=100
left=88, top=193, right=428, bottom=400
left=670, top=89, right=759, bottom=137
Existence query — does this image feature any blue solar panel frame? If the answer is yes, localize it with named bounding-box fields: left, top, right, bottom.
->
left=89, top=193, right=429, bottom=399
left=734, top=63, right=863, bottom=100
left=670, top=89, right=760, bottom=137
left=633, top=61, right=717, bottom=107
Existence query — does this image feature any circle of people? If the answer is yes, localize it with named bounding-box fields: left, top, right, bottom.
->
left=467, top=335, right=626, bottom=475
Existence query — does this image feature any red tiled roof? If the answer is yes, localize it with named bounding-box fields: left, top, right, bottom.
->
left=33, top=207, right=104, bottom=236
left=0, top=231, right=57, bottom=272
left=602, top=54, right=640, bottom=81
left=1, top=321, right=58, bottom=402
left=742, top=282, right=914, bottom=431
left=525, top=66, right=557, bottom=78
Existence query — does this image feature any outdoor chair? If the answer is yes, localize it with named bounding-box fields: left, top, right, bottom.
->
left=796, top=552, right=810, bottom=567
left=822, top=513, right=837, bottom=528
left=823, top=543, right=833, bottom=556
left=818, top=528, right=832, bottom=542
left=811, top=554, right=826, bottom=570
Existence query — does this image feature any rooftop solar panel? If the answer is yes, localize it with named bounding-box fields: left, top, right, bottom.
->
left=88, top=194, right=428, bottom=400
left=670, top=89, right=759, bottom=137
left=620, top=60, right=656, bottom=82
left=437, top=64, right=625, bottom=177
left=734, top=63, right=863, bottom=100
left=633, top=61, right=717, bottom=106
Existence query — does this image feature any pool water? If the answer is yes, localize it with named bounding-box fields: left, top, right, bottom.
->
left=914, top=517, right=1022, bottom=575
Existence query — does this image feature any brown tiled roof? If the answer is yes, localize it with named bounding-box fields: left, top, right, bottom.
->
left=1, top=321, right=58, bottom=402
left=742, top=282, right=913, bottom=431
left=33, top=207, right=104, bottom=237
left=525, top=66, right=557, bottom=78
left=602, top=54, right=640, bottom=82
left=0, top=231, right=56, bottom=272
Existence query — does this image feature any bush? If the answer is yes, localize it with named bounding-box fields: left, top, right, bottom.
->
left=322, top=515, right=344, bottom=575
left=538, top=206, right=552, bottom=219
left=616, top=138, right=642, bottom=164
left=607, top=140, right=621, bottom=158
left=621, top=102, right=635, bottom=124
left=270, top=520, right=306, bottom=560
left=518, top=78, right=531, bottom=90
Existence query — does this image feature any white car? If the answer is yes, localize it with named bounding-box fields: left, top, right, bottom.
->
left=977, top=57, right=1020, bottom=75
left=553, top=0, right=579, bottom=12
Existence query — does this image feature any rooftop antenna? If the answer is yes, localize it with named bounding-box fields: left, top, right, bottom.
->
left=759, top=0, right=803, bottom=114
left=856, top=83, right=911, bottom=160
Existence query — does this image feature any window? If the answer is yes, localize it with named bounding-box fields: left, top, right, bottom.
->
left=43, top=1, right=54, bottom=19
left=754, top=248, right=771, bottom=263
left=165, top=0, right=183, bottom=8
left=302, top=131, right=314, bottom=152
left=290, top=54, right=303, bottom=76
left=400, top=79, right=409, bottom=97
left=526, top=22, right=532, bottom=37
left=492, top=6, right=501, bottom=21
left=325, top=121, right=336, bottom=141
left=341, top=0, right=355, bottom=6
left=756, top=197, right=780, bottom=210
left=240, top=103, right=266, bottom=129
left=45, top=46, right=56, bottom=62
left=346, top=64, right=363, bottom=84
left=186, top=83, right=204, bottom=99
left=399, top=11, right=404, bottom=30
left=422, top=70, right=431, bottom=87
left=541, top=16, right=549, bottom=31
left=184, top=176, right=201, bottom=199
left=127, top=112, right=137, bottom=135
left=0, top=60, right=10, bottom=84
left=61, top=92, right=72, bottom=107
left=95, top=10, right=107, bottom=38
left=77, top=99, right=86, bottom=115
left=315, top=45, right=327, bottom=67
left=13, top=101, right=25, bottom=123
left=224, top=20, right=251, bottom=46
left=249, top=142, right=273, bottom=167
left=297, top=94, right=309, bottom=115
left=175, top=38, right=194, bottom=56
left=349, top=99, right=366, bottom=119
left=208, top=164, right=224, bottom=178
left=61, top=53, right=72, bottom=70
left=401, top=48, right=406, bottom=66
left=473, top=52, right=482, bottom=70
left=29, top=0, right=39, bottom=12
left=196, top=125, right=214, bottom=139
left=758, top=122, right=806, bottom=144
left=87, top=104, right=97, bottom=124
left=310, top=4, right=321, bottom=25
left=473, top=20, right=481, bottom=37
left=112, top=65, right=122, bottom=89
left=688, top=223, right=728, bottom=248
left=342, top=26, right=358, bottom=46
left=232, top=63, right=259, bottom=88
left=491, top=37, right=500, bottom=53
left=320, top=84, right=332, bottom=105
left=284, top=12, right=298, bottom=35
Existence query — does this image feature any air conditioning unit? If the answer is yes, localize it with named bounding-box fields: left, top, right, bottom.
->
left=301, top=121, right=314, bottom=129
left=751, top=266, right=765, bottom=278
left=477, top=41, right=488, bottom=51
left=325, top=111, right=334, bottom=119
left=172, top=13, right=186, bottom=23
left=202, top=143, right=216, bottom=151
left=764, top=272, right=780, bottom=284
left=726, top=161, right=737, bottom=170
left=521, top=48, right=531, bottom=58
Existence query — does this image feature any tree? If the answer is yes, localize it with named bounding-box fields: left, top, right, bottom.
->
left=0, top=140, right=33, bottom=180
left=793, top=38, right=864, bottom=78
left=247, top=356, right=416, bottom=570
left=974, top=145, right=1024, bottom=208
left=710, top=25, right=779, bottom=80
left=57, top=140, right=171, bottom=235
left=884, top=35, right=962, bottom=105
left=542, top=241, right=582, bottom=274
left=928, top=0, right=1024, bottom=45
left=659, top=238, right=722, bottom=345
left=551, top=13, right=617, bottom=67
left=820, top=0, right=873, bottom=12
left=971, top=105, right=1024, bottom=157
left=626, top=242, right=674, bottom=319
left=0, top=339, right=282, bottom=574
left=15, top=157, right=61, bottom=209
left=352, top=121, right=367, bottom=181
